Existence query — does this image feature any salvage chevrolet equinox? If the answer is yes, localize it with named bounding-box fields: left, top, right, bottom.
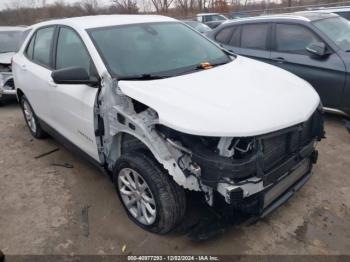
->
left=13, top=15, right=325, bottom=234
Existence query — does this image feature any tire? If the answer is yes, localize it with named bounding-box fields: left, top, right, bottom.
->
left=113, top=152, right=186, bottom=234
left=20, top=95, right=47, bottom=139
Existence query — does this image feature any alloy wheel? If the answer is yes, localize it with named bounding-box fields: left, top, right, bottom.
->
left=23, top=100, right=37, bottom=134
left=118, top=168, right=157, bottom=225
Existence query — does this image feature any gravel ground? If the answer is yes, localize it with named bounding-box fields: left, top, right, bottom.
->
left=0, top=101, right=350, bottom=255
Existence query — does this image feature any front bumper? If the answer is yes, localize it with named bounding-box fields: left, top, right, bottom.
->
left=218, top=154, right=314, bottom=217
left=0, top=72, right=16, bottom=100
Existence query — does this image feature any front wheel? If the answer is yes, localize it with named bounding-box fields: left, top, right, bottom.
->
left=113, top=153, right=186, bottom=234
left=20, top=95, right=47, bottom=139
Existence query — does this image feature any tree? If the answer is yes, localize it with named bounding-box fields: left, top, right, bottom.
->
left=150, top=0, right=175, bottom=13
left=81, top=0, right=99, bottom=15
left=111, top=0, right=139, bottom=13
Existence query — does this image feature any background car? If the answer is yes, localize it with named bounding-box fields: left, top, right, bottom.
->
left=229, top=12, right=250, bottom=19
left=0, top=26, right=27, bottom=105
left=207, top=12, right=350, bottom=116
left=182, top=20, right=212, bottom=34
left=307, top=6, right=350, bottom=20
left=196, top=13, right=228, bottom=28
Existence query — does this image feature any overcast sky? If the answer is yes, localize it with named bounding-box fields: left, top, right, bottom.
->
left=0, top=0, right=112, bottom=10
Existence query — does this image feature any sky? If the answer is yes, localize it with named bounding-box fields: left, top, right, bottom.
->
left=0, top=0, right=112, bottom=10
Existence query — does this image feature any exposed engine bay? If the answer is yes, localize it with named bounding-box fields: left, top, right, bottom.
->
left=95, top=72, right=325, bottom=212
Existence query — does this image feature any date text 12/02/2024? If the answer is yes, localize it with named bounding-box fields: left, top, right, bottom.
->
left=127, top=256, right=220, bottom=261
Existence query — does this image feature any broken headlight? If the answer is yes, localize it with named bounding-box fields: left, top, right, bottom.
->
left=157, top=125, right=257, bottom=187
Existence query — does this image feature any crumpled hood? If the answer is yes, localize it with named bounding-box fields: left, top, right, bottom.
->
left=0, top=52, right=15, bottom=65
left=119, top=56, right=320, bottom=137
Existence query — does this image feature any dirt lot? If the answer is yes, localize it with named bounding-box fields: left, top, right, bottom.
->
left=0, top=101, right=350, bottom=255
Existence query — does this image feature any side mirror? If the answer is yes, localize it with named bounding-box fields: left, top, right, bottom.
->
left=51, top=67, right=100, bottom=86
left=306, top=42, right=327, bottom=57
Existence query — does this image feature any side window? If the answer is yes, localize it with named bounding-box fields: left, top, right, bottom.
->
left=56, top=27, right=91, bottom=73
left=335, top=12, right=350, bottom=21
left=33, top=27, right=55, bottom=67
left=26, top=34, right=35, bottom=59
left=215, top=27, right=234, bottom=44
left=228, top=26, right=240, bottom=47
left=275, top=24, right=320, bottom=54
left=241, top=23, right=269, bottom=50
left=205, top=16, right=212, bottom=22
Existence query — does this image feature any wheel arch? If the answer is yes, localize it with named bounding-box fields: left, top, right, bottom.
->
left=16, top=88, right=25, bottom=102
left=107, top=131, right=154, bottom=168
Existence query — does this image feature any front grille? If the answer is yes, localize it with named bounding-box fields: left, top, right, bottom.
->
left=261, top=110, right=322, bottom=173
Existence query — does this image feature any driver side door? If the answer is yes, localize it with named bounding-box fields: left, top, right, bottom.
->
left=49, top=26, right=100, bottom=161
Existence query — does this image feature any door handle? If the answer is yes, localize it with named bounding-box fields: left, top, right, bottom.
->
left=21, top=64, right=27, bottom=71
left=272, top=57, right=286, bottom=63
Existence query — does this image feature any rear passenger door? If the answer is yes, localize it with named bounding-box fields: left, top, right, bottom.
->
left=49, top=26, right=100, bottom=160
left=214, top=23, right=272, bottom=63
left=270, top=23, right=345, bottom=108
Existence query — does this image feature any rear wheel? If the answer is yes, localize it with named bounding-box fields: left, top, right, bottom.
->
left=20, top=96, right=47, bottom=139
left=113, top=152, right=186, bottom=234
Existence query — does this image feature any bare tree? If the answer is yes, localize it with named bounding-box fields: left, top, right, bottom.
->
left=111, top=0, right=139, bottom=13
left=150, top=0, right=175, bottom=13
left=81, top=0, right=99, bottom=15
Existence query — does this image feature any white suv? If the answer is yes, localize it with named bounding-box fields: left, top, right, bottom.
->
left=13, top=15, right=325, bottom=234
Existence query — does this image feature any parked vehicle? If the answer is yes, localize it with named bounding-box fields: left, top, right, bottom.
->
left=307, top=6, right=350, bottom=20
left=13, top=15, right=324, bottom=234
left=182, top=20, right=212, bottom=34
left=229, top=12, right=250, bottom=19
left=196, top=13, right=228, bottom=28
left=0, top=27, right=27, bottom=105
left=208, top=12, right=350, bottom=115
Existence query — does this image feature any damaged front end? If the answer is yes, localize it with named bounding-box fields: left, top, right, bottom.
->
left=0, top=63, right=16, bottom=101
left=156, top=107, right=325, bottom=216
left=98, top=73, right=325, bottom=218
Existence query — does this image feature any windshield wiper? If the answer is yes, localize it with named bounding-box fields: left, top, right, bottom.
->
left=118, top=74, right=169, bottom=81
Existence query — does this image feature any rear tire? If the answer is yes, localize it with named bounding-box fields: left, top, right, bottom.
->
left=20, top=95, right=47, bottom=139
left=113, top=152, right=186, bottom=234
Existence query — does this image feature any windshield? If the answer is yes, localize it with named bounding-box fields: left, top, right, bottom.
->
left=0, top=31, right=23, bottom=53
left=207, top=15, right=227, bottom=21
left=313, top=17, right=350, bottom=51
left=88, top=22, right=230, bottom=79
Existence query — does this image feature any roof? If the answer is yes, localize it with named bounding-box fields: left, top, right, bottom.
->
left=0, top=26, right=26, bottom=32
left=222, top=11, right=338, bottom=25
left=30, top=15, right=176, bottom=30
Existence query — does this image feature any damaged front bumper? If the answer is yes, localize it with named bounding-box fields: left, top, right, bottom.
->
left=212, top=110, right=324, bottom=216
left=0, top=72, right=16, bottom=100
left=163, top=108, right=324, bottom=215
left=218, top=153, right=315, bottom=217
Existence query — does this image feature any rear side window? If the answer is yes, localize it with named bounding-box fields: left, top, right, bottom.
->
left=275, top=24, right=320, bottom=54
left=56, top=27, right=91, bottom=73
left=215, top=27, right=234, bottom=44
left=32, top=27, right=55, bottom=67
left=26, top=34, right=35, bottom=59
left=241, top=23, right=269, bottom=50
left=229, top=26, right=240, bottom=46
